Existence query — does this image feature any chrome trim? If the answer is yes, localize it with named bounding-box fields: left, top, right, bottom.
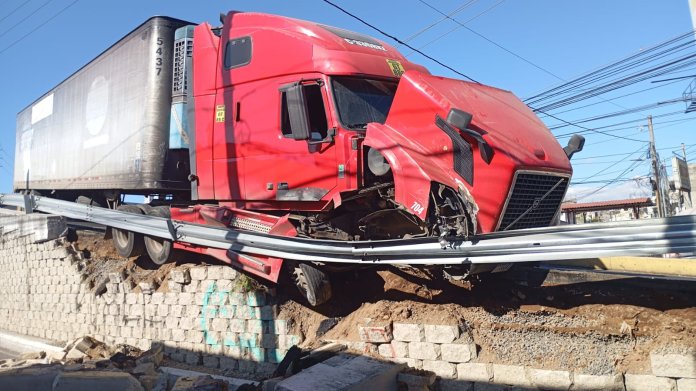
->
left=494, top=170, right=572, bottom=231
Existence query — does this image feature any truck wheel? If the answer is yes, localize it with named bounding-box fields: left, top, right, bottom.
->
left=293, top=263, right=332, bottom=306
left=112, top=205, right=145, bottom=258
left=143, top=206, right=175, bottom=265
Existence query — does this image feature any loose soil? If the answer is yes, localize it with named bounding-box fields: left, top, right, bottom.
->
left=73, top=230, right=696, bottom=375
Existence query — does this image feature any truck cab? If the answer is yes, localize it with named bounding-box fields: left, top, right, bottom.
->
left=184, top=12, right=573, bottom=241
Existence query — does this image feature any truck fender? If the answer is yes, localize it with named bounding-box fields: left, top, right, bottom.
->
left=362, top=132, right=432, bottom=221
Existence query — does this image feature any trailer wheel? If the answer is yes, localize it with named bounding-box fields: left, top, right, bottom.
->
left=143, top=206, right=175, bottom=266
left=293, top=263, right=332, bottom=306
left=112, top=205, right=145, bottom=258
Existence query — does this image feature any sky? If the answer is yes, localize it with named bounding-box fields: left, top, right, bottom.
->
left=0, top=0, right=693, bottom=202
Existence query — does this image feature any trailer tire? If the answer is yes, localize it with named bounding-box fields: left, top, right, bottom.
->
left=293, top=263, right=332, bottom=307
left=112, top=205, right=145, bottom=258
left=143, top=206, right=175, bottom=266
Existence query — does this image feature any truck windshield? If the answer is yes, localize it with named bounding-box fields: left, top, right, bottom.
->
left=331, top=77, right=398, bottom=129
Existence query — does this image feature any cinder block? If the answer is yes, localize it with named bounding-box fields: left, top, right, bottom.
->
left=571, top=373, right=625, bottom=391
left=206, top=266, right=227, bottom=280
left=185, top=304, right=201, bottom=318
left=527, top=368, right=572, bottom=390
left=422, top=360, right=456, bottom=379
left=211, top=318, right=229, bottom=332
left=247, top=319, right=264, bottom=334
left=408, top=342, right=440, bottom=360
left=170, top=268, right=191, bottom=284
left=230, top=319, right=246, bottom=333
left=217, top=279, right=233, bottom=292
left=189, top=267, right=207, bottom=281
left=150, top=292, right=164, bottom=305
left=239, top=333, right=260, bottom=348
left=437, top=378, right=473, bottom=391
left=164, top=293, right=178, bottom=305
left=267, top=349, right=287, bottom=364
left=492, top=364, right=532, bottom=388
left=220, top=267, right=237, bottom=280
left=167, top=280, right=183, bottom=293
left=678, top=378, right=696, bottom=391
left=625, top=374, right=676, bottom=391
left=393, top=357, right=422, bottom=369
left=378, top=341, right=408, bottom=359
left=202, top=355, right=219, bottom=369
left=247, top=291, right=267, bottom=307
left=156, top=304, right=169, bottom=317
left=456, top=363, right=492, bottom=383
left=424, top=324, right=459, bottom=344
left=393, top=323, right=423, bottom=342
left=108, top=270, right=126, bottom=283
left=278, top=334, right=302, bottom=350
left=171, top=329, right=186, bottom=342
left=651, top=350, right=696, bottom=379
left=441, top=343, right=476, bottom=363
left=220, top=357, right=238, bottom=370
left=358, top=321, right=393, bottom=343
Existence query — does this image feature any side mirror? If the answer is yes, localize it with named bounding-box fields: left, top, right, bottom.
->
left=563, top=134, right=585, bottom=160
left=283, top=84, right=311, bottom=141
left=442, top=108, right=494, bottom=164
left=446, top=108, right=473, bottom=131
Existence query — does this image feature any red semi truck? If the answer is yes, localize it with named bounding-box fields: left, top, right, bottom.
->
left=14, top=12, right=583, bottom=304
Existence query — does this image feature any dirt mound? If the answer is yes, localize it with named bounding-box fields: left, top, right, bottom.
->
left=277, top=266, right=696, bottom=375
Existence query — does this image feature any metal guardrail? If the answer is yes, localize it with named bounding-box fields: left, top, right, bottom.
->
left=1, top=193, right=696, bottom=265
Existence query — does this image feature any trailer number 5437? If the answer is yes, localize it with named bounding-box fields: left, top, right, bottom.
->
left=411, top=201, right=425, bottom=215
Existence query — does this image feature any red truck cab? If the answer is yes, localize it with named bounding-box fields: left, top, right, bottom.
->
left=186, top=11, right=574, bottom=244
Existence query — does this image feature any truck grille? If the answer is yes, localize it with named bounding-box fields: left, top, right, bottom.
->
left=497, top=172, right=569, bottom=231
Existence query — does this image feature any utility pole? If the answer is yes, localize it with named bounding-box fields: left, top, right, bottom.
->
left=648, top=115, right=664, bottom=217
left=683, top=143, right=693, bottom=209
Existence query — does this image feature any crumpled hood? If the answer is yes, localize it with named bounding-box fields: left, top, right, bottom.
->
left=363, top=71, right=572, bottom=233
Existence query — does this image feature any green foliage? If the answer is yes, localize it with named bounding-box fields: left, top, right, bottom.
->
left=234, top=273, right=261, bottom=292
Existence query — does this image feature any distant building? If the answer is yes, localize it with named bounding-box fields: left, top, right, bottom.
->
left=560, top=197, right=654, bottom=224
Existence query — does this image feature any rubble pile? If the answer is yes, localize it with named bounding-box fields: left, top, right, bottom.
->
left=0, top=336, right=257, bottom=391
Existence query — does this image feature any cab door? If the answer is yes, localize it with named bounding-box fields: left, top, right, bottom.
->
left=242, top=77, right=338, bottom=206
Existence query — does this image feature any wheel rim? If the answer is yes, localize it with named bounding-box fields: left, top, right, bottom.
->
left=113, top=229, right=129, bottom=247
left=148, top=237, right=164, bottom=253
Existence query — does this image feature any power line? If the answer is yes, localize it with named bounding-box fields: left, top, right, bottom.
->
left=554, top=110, right=685, bottom=138
left=532, top=50, right=696, bottom=112
left=526, top=29, right=696, bottom=103
left=321, top=0, right=479, bottom=82
left=0, top=0, right=31, bottom=24
left=412, top=0, right=565, bottom=81
left=542, top=78, right=684, bottom=116
left=538, top=108, right=647, bottom=142
left=546, top=97, right=685, bottom=130
left=403, top=0, right=479, bottom=43
left=0, top=0, right=55, bottom=40
left=574, top=159, right=648, bottom=200
left=572, top=144, right=648, bottom=184
left=403, top=0, right=506, bottom=57
left=0, top=0, right=80, bottom=56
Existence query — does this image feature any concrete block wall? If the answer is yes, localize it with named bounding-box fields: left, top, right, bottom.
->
left=363, top=321, right=696, bottom=390
left=0, top=225, right=298, bottom=376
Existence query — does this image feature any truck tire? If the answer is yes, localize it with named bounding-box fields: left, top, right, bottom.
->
left=143, top=206, right=175, bottom=265
left=112, top=205, right=145, bottom=258
left=293, top=263, right=332, bottom=306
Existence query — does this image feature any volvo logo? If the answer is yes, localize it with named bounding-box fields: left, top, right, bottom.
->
left=531, top=198, right=541, bottom=209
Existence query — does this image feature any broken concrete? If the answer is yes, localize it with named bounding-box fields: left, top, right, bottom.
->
left=273, top=354, right=405, bottom=391
left=52, top=371, right=145, bottom=391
